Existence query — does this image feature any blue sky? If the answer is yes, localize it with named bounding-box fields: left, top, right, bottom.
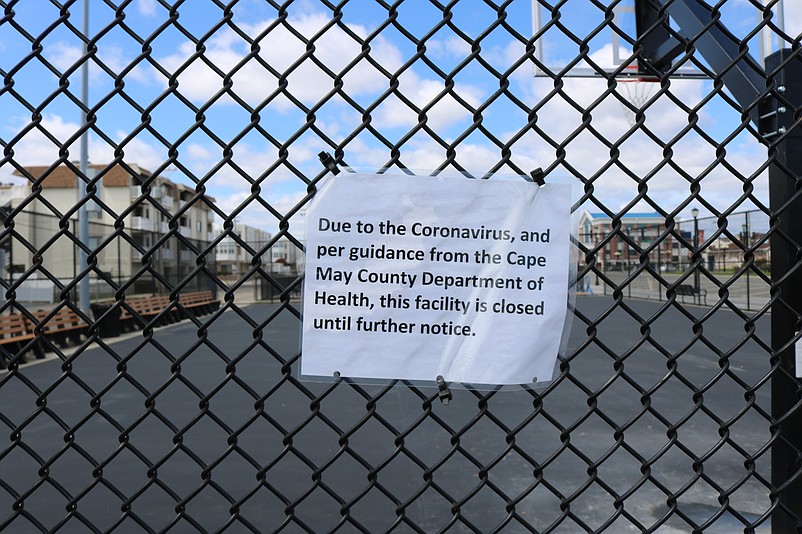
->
left=0, top=0, right=796, bottom=233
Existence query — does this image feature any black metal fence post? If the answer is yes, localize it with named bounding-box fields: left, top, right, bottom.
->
left=766, top=49, right=802, bottom=533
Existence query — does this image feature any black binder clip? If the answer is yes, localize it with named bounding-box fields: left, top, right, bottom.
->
left=319, top=151, right=341, bottom=175
left=436, top=375, right=452, bottom=405
left=530, top=168, right=545, bottom=187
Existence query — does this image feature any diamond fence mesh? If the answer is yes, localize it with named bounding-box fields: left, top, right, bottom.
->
left=0, top=0, right=800, bottom=532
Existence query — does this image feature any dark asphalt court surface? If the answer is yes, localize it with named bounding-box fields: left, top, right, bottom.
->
left=0, top=296, right=773, bottom=532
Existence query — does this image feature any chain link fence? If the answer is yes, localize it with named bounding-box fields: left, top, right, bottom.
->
left=0, top=0, right=800, bottom=532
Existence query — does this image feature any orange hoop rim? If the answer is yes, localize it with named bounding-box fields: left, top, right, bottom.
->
left=616, top=76, right=661, bottom=83
left=616, top=65, right=661, bottom=83
left=615, top=63, right=660, bottom=83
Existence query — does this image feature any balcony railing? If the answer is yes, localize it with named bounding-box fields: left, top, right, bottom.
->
left=130, top=216, right=156, bottom=232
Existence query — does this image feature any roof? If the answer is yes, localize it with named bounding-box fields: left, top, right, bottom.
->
left=587, top=212, right=662, bottom=219
left=13, top=163, right=215, bottom=202
left=14, top=163, right=150, bottom=188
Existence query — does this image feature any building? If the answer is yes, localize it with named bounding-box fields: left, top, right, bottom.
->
left=578, top=211, right=702, bottom=272
left=708, top=231, right=770, bottom=271
left=8, top=163, right=216, bottom=295
left=271, top=237, right=303, bottom=274
left=579, top=210, right=771, bottom=277
left=214, top=223, right=272, bottom=277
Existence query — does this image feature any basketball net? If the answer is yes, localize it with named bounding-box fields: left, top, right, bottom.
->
left=617, top=71, right=659, bottom=127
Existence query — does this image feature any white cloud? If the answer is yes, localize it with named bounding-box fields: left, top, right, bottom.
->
left=214, top=190, right=253, bottom=221
left=137, top=0, right=157, bottom=17
left=178, top=136, right=321, bottom=193
left=0, top=114, right=314, bottom=232
left=214, top=188, right=307, bottom=235
left=371, top=71, right=484, bottom=130
left=105, top=133, right=165, bottom=171
left=186, top=143, right=213, bottom=161
left=344, top=137, right=395, bottom=170
left=347, top=51, right=764, bottom=218
left=156, top=12, right=402, bottom=108
left=4, top=3, right=774, bottom=229
left=45, top=41, right=151, bottom=84
left=0, top=114, right=166, bottom=180
left=487, top=39, right=753, bottom=216
left=154, top=11, right=485, bottom=131
left=426, top=37, right=471, bottom=59
left=46, top=42, right=88, bottom=75
left=3, top=114, right=83, bottom=168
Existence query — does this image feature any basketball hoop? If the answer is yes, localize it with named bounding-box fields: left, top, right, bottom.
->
left=617, top=69, right=660, bottom=127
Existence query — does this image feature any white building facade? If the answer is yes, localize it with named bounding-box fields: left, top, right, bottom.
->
left=7, top=163, right=216, bottom=295
left=271, top=237, right=303, bottom=274
left=214, top=223, right=272, bottom=277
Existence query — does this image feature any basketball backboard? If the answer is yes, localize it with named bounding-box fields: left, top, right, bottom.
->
left=531, top=0, right=786, bottom=79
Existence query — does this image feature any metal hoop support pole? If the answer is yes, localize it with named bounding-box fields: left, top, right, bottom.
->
left=766, top=48, right=802, bottom=533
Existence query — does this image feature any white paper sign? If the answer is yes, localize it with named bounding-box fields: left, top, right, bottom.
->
left=301, top=173, right=573, bottom=385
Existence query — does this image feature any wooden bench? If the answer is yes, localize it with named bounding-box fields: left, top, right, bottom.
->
left=179, top=290, right=219, bottom=317
left=676, top=284, right=707, bottom=305
left=33, top=307, right=89, bottom=348
left=95, top=290, right=220, bottom=337
left=119, top=295, right=177, bottom=330
left=0, top=313, right=45, bottom=367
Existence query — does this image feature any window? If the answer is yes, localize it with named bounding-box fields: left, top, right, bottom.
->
left=132, top=234, right=151, bottom=247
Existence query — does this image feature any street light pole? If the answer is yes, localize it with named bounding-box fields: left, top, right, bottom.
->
left=594, top=232, right=600, bottom=286
left=78, top=0, right=91, bottom=313
left=744, top=211, right=751, bottom=310
left=657, top=228, right=662, bottom=300
left=692, top=208, right=700, bottom=304
left=625, top=228, right=631, bottom=298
